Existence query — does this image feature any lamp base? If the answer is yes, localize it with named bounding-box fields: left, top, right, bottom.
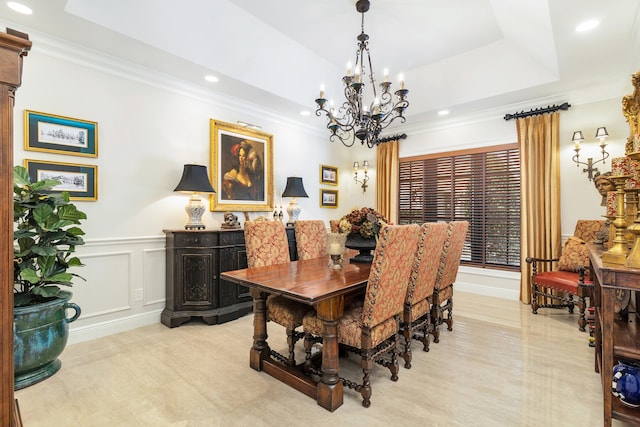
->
left=286, top=198, right=301, bottom=225
left=184, top=194, right=206, bottom=230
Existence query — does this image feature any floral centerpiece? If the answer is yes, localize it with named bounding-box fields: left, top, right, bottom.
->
left=338, top=207, right=389, bottom=263
left=338, top=207, right=389, bottom=239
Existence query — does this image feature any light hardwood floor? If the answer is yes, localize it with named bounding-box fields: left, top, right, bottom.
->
left=15, top=292, right=626, bottom=426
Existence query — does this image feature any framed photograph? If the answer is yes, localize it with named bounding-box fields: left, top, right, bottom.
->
left=320, top=189, right=338, bottom=208
left=24, top=159, right=97, bottom=201
left=24, top=110, right=98, bottom=157
left=320, top=164, right=338, bottom=185
left=210, top=119, right=273, bottom=212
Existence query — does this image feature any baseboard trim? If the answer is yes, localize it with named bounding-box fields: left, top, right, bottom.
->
left=68, top=309, right=163, bottom=345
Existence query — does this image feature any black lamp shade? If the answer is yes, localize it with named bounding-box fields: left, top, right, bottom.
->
left=174, top=164, right=215, bottom=193
left=281, top=177, right=308, bottom=198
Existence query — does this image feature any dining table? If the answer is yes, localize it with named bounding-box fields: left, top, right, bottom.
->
left=220, top=250, right=371, bottom=412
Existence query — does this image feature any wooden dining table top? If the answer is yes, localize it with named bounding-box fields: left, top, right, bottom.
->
left=221, top=251, right=371, bottom=305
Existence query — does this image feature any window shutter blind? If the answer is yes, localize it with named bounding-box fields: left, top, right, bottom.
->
left=399, top=144, right=520, bottom=270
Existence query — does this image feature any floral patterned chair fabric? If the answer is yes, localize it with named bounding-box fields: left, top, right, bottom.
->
left=400, top=222, right=449, bottom=368
left=303, top=224, right=420, bottom=408
left=294, top=220, right=328, bottom=260
left=573, top=219, right=606, bottom=242
left=525, top=219, right=599, bottom=332
left=244, top=220, right=290, bottom=267
left=329, top=219, right=340, bottom=233
left=244, top=220, right=311, bottom=366
left=431, top=220, right=469, bottom=343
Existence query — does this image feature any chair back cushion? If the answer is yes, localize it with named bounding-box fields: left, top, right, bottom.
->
left=557, top=236, right=589, bottom=271
left=361, top=224, right=420, bottom=328
left=294, top=220, right=327, bottom=260
left=573, top=220, right=605, bottom=242
left=406, top=222, right=449, bottom=305
left=329, top=219, right=340, bottom=233
left=244, top=220, right=290, bottom=267
left=435, top=221, right=469, bottom=291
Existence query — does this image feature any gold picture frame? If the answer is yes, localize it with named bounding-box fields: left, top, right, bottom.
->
left=24, top=110, right=98, bottom=157
left=24, top=159, right=98, bottom=201
left=210, top=119, right=273, bottom=212
left=320, top=164, right=338, bottom=185
left=320, top=189, right=338, bottom=208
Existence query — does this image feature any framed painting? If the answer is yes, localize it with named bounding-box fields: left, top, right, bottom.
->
left=24, top=110, right=98, bottom=157
left=320, top=164, right=338, bottom=185
left=210, top=119, right=273, bottom=211
left=320, top=189, right=338, bottom=208
left=24, top=159, right=98, bottom=201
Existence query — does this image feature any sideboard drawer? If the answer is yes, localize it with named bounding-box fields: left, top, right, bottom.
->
left=173, top=232, right=218, bottom=248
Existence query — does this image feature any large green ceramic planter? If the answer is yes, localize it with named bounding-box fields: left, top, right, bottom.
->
left=13, top=290, right=81, bottom=390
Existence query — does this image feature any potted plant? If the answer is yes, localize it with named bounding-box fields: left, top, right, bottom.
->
left=13, top=165, right=86, bottom=389
left=338, top=207, right=389, bottom=263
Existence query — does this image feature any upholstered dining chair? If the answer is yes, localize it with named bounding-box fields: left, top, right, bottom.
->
left=244, top=219, right=311, bottom=366
left=329, top=219, right=340, bottom=233
left=525, top=219, right=605, bottom=331
left=400, top=221, right=449, bottom=368
left=303, top=224, right=420, bottom=407
left=431, top=220, right=469, bottom=343
left=294, top=220, right=328, bottom=260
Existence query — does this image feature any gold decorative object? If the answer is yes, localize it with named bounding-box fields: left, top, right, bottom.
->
left=602, top=175, right=631, bottom=264
left=626, top=152, right=640, bottom=267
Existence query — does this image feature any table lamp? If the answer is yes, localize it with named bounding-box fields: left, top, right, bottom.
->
left=281, top=176, right=308, bottom=226
left=174, top=164, right=216, bottom=230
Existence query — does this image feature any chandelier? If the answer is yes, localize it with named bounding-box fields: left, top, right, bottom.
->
left=314, top=0, right=409, bottom=149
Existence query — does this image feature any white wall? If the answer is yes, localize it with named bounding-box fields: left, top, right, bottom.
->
left=11, top=30, right=634, bottom=343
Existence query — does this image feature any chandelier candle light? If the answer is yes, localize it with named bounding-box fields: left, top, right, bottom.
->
left=314, top=0, right=409, bottom=148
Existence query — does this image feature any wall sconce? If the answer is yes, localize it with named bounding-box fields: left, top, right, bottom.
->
left=571, top=127, right=610, bottom=181
left=354, top=161, right=370, bottom=193
left=174, top=164, right=216, bottom=230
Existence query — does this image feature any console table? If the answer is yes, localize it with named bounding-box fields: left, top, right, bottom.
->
left=590, top=243, right=640, bottom=426
left=162, top=227, right=297, bottom=327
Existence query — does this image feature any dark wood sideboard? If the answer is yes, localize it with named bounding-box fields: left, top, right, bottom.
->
left=589, top=243, right=640, bottom=426
left=162, top=227, right=297, bottom=327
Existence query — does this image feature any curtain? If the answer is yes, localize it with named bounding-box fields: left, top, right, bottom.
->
left=518, top=112, right=562, bottom=303
left=376, top=140, right=399, bottom=223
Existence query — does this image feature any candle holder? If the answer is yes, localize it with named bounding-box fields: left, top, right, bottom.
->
left=326, top=232, right=347, bottom=270
left=602, top=175, right=631, bottom=264
left=626, top=152, right=640, bottom=267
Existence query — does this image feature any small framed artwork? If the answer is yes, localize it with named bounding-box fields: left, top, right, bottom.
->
left=320, top=189, right=338, bottom=208
left=24, top=110, right=98, bottom=157
left=320, top=164, right=338, bottom=185
left=210, top=119, right=273, bottom=212
left=24, top=159, right=98, bottom=201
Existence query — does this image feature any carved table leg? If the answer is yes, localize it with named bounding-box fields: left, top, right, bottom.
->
left=249, top=289, right=270, bottom=371
left=315, top=296, right=344, bottom=412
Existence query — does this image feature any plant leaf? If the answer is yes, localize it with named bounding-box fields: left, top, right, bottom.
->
left=13, top=166, right=31, bottom=187
left=32, top=286, right=61, bottom=298
left=19, top=269, right=40, bottom=284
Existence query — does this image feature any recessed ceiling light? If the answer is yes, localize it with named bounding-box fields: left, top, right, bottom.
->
left=438, top=110, right=450, bottom=116
left=204, top=75, right=218, bottom=83
left=7, top=2, right=32, bottom=15
left=576, top=19, right=599, bottom=32
left=300, top=110, right=310, bottom=116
